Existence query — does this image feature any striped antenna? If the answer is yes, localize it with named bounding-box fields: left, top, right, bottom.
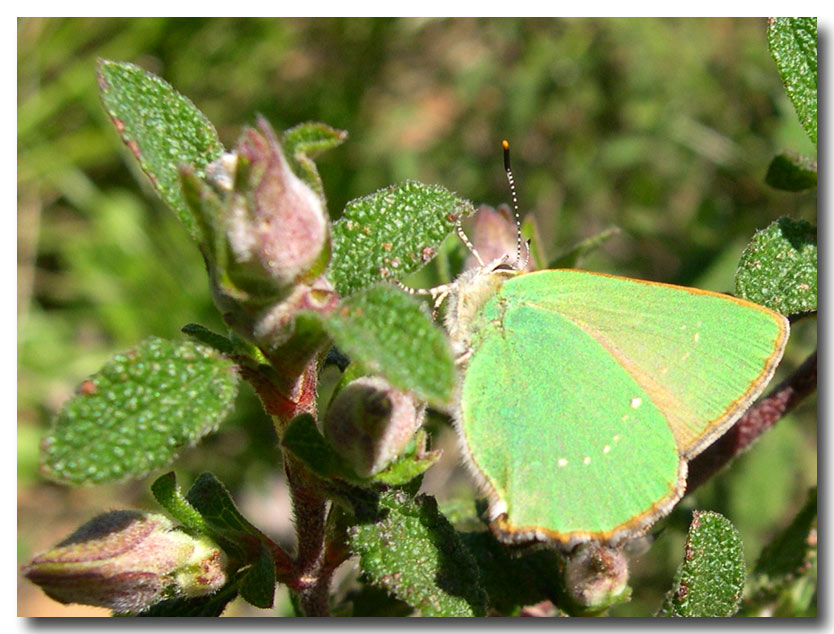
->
left=502, top=140, right=524, bottom=268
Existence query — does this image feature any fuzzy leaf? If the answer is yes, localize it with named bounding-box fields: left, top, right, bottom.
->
left=97, top=60, right=225, bottom=243
left=768, top=18, right=818, bottom=144
left=181, top=323, right=236, bottom=355
left=735, top=217, right=817, bottom=314
left=323, top=285, right=455, bottom=407
left=660, top=511, right=745, bottom=617
left=347, top=489, right=488, bottom=617
left=40, top=337, right=239, bottom=485
left=153, top=472, right=269, bottom=564
left=329, top=181, right=475, bottom=296
left=239, top=544, right=276, bottom=609
left=765, top=151, right=817, bottom=192
left=150, top=471, right=210, bottom=535
left=458, top=530, right=561, bottom=615
left=340, top=585, right=414, bottom=617
left=372, top=431, right=442, bottom=486
left=136, top=583, right=238, bottom=617
left=282, top=122, right=347, bottom=203
left=549, top=226, right=621, bottom=269
left=185, top=472, right=271, bottom=543
left=281, top=413, right=360, bottom=483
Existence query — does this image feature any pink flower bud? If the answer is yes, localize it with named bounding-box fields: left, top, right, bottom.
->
left=223, top=117, right=329, bottom=291
left=23, top=511, right=227, bottom=614
left=563, top=543, right=630, bottom=614
left=464, top=204, right=533, bottom=272
left=324, top=376, right=424, bottom=477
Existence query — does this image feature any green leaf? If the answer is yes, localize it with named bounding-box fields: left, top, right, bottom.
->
left=40, top=337, right=239, bottom=485
left=765, top=151, right=817, bottom=192
left=340, top=584, right=414, bottom=617
left=239, top=544, right=277, bottom=609
left=322, top=285, right=455, bottom=406
left=458, top=530, right=561, bottom=615
left=185, top=472, right=273, bottom=545
left=282, top=122, right=348, bottom=204
left=181, top=323, right=236, bottom=355
left=372, top=430, right=442, bottom=486
left=735, top=217, right=817, bottom=314
left=347, top=489, right=488, bottom=617
left=329, top=181, right=475, bottom=296
left=660, top=511, right=746, bottom=617
left=768, top=18, right=817, bottom=144
left=150, top=471, right=210, bottom=535
left=97, top=60, right=225, bottom=243
left=154, top=472, right=275, bottom=567
left=742, top=487, right=817, bottom=616
left=281, top=413, right=360, bottom=483
left=135, top=583, right=238, bottom=617
left=549, top=226, right=621, bottom=269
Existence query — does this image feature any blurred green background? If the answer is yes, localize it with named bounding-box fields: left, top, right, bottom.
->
left=18, top=17, right=816, bottom=616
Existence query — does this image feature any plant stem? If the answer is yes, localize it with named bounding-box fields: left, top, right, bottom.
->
left=285, top=454, right=331, bottom=616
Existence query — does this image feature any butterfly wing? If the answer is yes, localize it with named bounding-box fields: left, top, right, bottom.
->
left=502, top=270, right=789, bottom=459
left=456, top=269, right=787, bottom=545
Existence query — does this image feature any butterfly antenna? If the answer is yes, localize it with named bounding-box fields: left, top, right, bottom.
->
left=502, top=140, right=525, bottom=269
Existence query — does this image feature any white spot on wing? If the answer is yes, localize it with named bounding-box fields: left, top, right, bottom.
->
left=583, top=456, right=591, bottom=465
left=630, top=397, right=642, bottom=409
left=603, top=445, right=611, bottom=454
left=558, top=458, right=568, bottom=467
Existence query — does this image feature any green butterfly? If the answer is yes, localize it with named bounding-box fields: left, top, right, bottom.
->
left=437, top=142, right=788, bottom=547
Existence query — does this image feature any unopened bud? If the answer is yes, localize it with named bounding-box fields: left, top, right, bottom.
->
left=465, top=204, right=533, bottom=272
left=23, top=511, right=227, bottom=614
left=563, top=542, right=630, bottom=614
left=324, top=376, right=423, bottom=477
left=222, top=117, right=329, bottom=293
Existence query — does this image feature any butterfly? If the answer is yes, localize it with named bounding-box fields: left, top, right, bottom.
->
left=434, top=141, right=788, bottom=547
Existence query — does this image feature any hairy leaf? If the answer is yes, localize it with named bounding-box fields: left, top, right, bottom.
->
left=281, top=413, right=360, bottom=483
left=660, top=511, right=745, bottom=617
left=41, top=337, right=239, bottom=485
left=150, top=471, right=210, bottom=535
left=458, top=530, right=562, bottom=615
left=329, top=181, right=475, bottom=296
left=136, top=583, right=238, bottom=617
left=282, top=121, right=348, bottom=203
left=97, top=60, right=225, bottom=242
left=736, top=217, right=817, bottom=314
left=768, top=18, right=818, bottom=144
left=181, top=323, right=236, bottom=355
left=765, top=151, right=817, bottom=192
left=323, top=285, right=455, bottom=406
left=239, top=544, right=277, bottom=609
left=347, top=489, right=487, bottom=617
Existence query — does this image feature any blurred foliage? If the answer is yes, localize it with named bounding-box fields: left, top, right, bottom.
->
left=18, top=17, right=815, bottom=616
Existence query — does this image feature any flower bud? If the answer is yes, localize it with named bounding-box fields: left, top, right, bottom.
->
left=562, top=542, right=630, bottom=614
left=464, top=204, right=534, bottom=272
left=323, top=376, right=424, bottom=477
left=22, top=511, right=227, bottom=614
left=222, top=117, right=329, bottom=294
